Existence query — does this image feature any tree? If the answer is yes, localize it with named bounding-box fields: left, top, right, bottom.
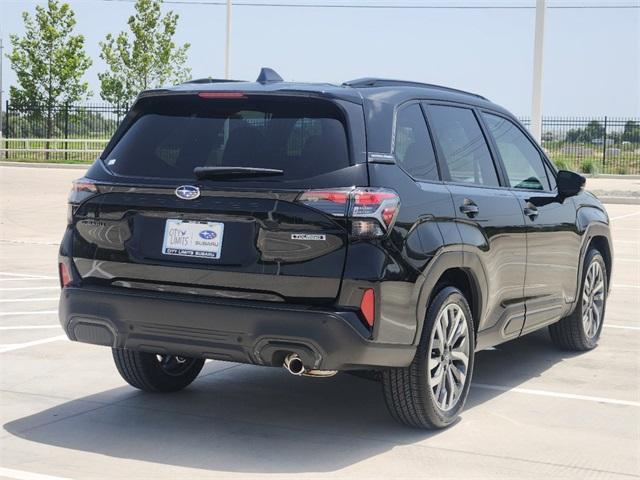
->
left=622, top=120, right=640, bottom=143
left=584, top=120, right=604, bottom=142
left=7, top=0, right=92, bottom=141
left=566, top=129, right=582, bottom=143
left=99, top=0, right=191, bottom=107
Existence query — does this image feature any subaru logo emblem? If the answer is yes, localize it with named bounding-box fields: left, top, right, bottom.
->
left=199, top=230, right=217, bottom=240
left=175, top=185, right=200, bottom=200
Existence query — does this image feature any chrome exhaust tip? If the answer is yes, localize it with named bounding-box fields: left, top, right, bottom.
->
left=283, top=353, right=338, bottom=378
left=283, top=353, right=305, bottom=375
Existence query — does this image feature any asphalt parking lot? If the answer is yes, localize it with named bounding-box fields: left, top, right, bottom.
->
left=0, top=165, right=638, bottom=479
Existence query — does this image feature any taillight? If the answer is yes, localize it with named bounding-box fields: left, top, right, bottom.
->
left=360, top=288, right=376, bottom=327
left=59, top=262, right=72, bottom=288
left=297, top=187, right=400, bottom=238
left=296, top=189, right=352, bottom=216
left=68, top=177, right=99, bottom=204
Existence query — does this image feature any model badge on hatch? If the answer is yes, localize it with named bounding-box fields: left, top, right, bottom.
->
left=291, top=233, right=326, bottom=241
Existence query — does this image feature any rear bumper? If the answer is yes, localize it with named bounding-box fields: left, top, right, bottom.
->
left=59, top=286, right=415, bottom=371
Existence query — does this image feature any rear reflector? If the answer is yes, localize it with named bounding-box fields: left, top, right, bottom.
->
left=360, top=288, right=375, bottom=327
left=59, top=262, right=72, bottom=288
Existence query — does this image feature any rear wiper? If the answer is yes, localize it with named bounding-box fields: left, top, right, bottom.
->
left=194, top=166, right=284, bottom=180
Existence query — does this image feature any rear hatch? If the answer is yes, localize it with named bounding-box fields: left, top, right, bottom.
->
left=71, top=93, right=368, bottom=304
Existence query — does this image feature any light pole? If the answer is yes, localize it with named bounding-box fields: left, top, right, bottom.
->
left=224, top=0, right=232, bottom=79
left=0, top=37, right=4, bottom=140
left=530, top=0, right=546, bottom=143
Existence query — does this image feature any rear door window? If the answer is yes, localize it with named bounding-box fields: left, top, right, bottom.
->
left=394, top=104, right=439, bottom=182
left=427, top=105, right=500, bottom=187
left=482, top=112, right=551, bottom=191
left=102, top=95, right=350, bottom=181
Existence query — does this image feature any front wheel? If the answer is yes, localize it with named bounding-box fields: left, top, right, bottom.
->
left=549, top=248, right=608, bottom=351
left=382, top=286, right=475, bottom=429
left=112, top=349, right=205, bottom=392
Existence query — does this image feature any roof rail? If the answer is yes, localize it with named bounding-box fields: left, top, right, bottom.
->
left=342, top=77, right=487, bottom=100
left=182, top=78, right=245, bottom=84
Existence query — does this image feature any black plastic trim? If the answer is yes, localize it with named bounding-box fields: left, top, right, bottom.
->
left=59, top=286, right=416, bottom=370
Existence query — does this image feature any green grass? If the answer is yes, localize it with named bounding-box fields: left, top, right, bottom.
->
left=547, top=152, right=640, bottom=175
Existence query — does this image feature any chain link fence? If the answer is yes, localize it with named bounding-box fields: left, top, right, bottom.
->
left=2, top=102, right=639, bottom=173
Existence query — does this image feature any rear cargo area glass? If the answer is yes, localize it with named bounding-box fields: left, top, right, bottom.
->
left=102, top=95, right=350, bottom=181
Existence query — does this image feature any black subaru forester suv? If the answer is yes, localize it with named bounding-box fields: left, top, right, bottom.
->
left=59, top=68, right=612, bottom=429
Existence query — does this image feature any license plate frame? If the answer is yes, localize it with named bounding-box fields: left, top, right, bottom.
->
left=162, top=219, right=224, bottom=259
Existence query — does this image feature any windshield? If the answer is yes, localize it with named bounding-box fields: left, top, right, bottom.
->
left=102, top=95, right=351, bottom=181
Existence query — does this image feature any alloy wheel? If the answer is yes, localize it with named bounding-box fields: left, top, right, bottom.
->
left=428, top=303, right=470, bottom=411
left=582, top=260, right=605, bottom=338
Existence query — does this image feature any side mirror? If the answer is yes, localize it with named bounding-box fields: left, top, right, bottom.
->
left=557, top=170, right=586, bottom=197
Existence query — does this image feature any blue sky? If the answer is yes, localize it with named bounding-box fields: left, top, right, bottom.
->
left=1, top=0, right=639, bottom=117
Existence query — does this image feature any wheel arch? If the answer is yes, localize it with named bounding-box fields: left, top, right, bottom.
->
left=588, top=235, right=612, bottom=290
left=414, top=251, right=486, bottom=346
left=568, top=218, right=613, bottom=316
left=428, top=269, right=481, bottom=334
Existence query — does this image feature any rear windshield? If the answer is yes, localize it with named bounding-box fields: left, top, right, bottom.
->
left=102, top=95, right=350, bottom=181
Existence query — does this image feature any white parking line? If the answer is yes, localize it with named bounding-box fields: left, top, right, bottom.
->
left=610, top=211, right=640, bottom=221
left=0, top=335, right=66, bottom=353
left=0, top=467, right=71, bottom=480
left=612, top=284, right=640, bottom=289
left=0, top=310, right=57, bottom=316
left=0, top=297, right=58, bottom=303
left=0, top=272, right=57, bottom=279
left=0, top=286, right=59, bottom=291
left=473, top=383, right=640, bottom=407
left=604, top=324, right=640, bottom=331
left=0, top=278, right=57, bottom=283
left=0, top=325, right=61, bottom=330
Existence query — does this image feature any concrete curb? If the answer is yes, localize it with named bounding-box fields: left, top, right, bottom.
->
left=584, top=174, right=640, bottom=180
left=599, top=196, right=640, bottom=205
left=0, top=161, right=89, bottom=170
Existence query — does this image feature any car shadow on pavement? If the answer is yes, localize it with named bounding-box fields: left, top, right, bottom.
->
left=4, top=329, right=581, bottom=474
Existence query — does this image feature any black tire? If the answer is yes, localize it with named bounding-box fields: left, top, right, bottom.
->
left=549, top=248, right=607, bottom=351
left=112, top=349, right=205, bottom=392
left=382, top=286, right=475, bottom=429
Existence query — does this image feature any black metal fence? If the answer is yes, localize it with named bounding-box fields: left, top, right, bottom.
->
left=2, top=101, right=127, bottom=162
left=2, top=102, right=639, bottom=173
left=519, top=117, right=640, bottom=175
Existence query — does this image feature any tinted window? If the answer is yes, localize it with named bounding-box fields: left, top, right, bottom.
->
left=394, top=104, right=439, bottom=181
left=428, top=105, right=499, bottom=187
left=483, top=113, right=551, bottom=191
left=544, top=162, right=557, bottom=190
left=103, top=96, right=349, bottom=181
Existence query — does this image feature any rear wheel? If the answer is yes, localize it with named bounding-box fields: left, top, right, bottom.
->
left=549, top=248, right=607, bottom=351
left=382, top=287, right=475, bottom=429
left=112, top=349, right=205, bottom=392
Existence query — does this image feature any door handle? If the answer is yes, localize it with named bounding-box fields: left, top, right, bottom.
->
left=523, top=203, right=539, bottom=219
left=459, top=199, right=479, bottom=218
